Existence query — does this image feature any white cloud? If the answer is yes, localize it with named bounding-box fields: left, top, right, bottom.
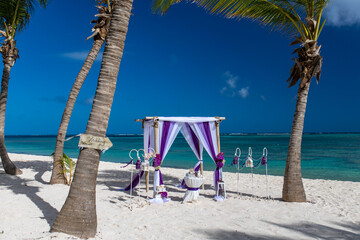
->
left=325, top=0, right=360, bottom=26
left=220, top=86, right=227, bottom=94
left=62, top=51, right=103, bottom=62
left=220, top=71, right=250, bottom=98
left=238, top=87, right=250, bottom=98
left=224, top=71, right=238, bottom=89
left=261, top=95, right=266, bottom=101
left=81, top=97, right=94, bottom=105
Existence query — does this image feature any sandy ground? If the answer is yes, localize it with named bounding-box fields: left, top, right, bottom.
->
left=0, top=153, right=359, bottom=240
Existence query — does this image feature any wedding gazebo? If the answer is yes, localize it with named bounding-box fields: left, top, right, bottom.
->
left=134, top=116, right=226, bottom=195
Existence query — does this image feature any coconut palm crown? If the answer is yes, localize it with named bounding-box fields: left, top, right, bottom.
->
left=153, top=0, right=332, bottom=202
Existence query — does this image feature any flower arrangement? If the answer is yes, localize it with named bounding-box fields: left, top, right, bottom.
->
left=153, top=154, right=162, bottom=169
left=215, top=152, right=225, bottom=168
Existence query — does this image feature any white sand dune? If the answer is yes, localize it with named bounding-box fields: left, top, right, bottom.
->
left=0, top=153, right=359, bottom=239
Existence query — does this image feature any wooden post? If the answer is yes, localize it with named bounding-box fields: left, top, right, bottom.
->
left=199, top=140, right=204, bottom=190
left=141, top=120, right=149, bottom=193
left=215, top=121, right=221, bottom=152
left=152, top=118, right=159, bottom=194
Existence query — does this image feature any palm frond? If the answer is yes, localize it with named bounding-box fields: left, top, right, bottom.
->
left=153, top=0, right=331, bottom=40
left=0, top=0, right=48, bottom=36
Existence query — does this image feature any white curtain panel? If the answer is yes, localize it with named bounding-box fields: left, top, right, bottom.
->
left=180, top=123, right=203, bottom=161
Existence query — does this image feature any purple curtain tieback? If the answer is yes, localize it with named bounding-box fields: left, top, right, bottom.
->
left=153, top=154, right=162, bottom=169
left=215, top=152, right=225, bottom=168
left=187, top=187, right=199, bottom=191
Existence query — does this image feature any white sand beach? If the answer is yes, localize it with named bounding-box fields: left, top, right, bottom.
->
left=1, top=153, right=359, bottom=240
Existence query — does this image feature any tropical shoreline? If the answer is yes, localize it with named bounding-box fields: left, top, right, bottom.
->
left=1, top=153, right=359, bottom=239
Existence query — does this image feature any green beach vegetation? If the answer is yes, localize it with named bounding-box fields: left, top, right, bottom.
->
left=0, top=0, right=47, bottom=175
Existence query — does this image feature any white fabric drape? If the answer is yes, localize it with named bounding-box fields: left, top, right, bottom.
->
left=189, top=122, right=221, bottom=188
left=153, top=122, right=182, bottom=192
left=180, top=123, right=203, bottom=161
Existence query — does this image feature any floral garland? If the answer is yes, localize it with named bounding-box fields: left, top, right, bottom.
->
left=215, top=152, right=225, bottom=168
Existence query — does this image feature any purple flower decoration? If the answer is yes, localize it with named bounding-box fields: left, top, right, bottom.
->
left=215, top=152, right=225, bottom=169
left=161, top=192, right=168, bottom=198
left=261, top=156, right=267, bottom=166
left=153, top=154, right=162, bottom=168
left=216, top=152, right=224, bottom=162
left=232, top=156, right=239, bottom=165
left=135, top=159, right=141, bottom=170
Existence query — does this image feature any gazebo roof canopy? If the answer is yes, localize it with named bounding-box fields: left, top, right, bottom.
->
left=136, top=116, right=225, bottom=123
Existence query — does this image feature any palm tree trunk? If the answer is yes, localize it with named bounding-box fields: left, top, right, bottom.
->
left=51, top=0, right=133, bottom=238
left=50, top=38, right=105, bottom=185
left=0, top=63, right=22, bottom=175
left=282, top=80, right=310, bottom=202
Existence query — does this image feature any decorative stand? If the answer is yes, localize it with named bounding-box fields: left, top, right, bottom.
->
left=216, top=181, right=226, bottom=199
left=183, top=169, right=204, bottom=203
left=245, top=147, right=254, bottom=197
left=149, top=184, right=171, bottom=204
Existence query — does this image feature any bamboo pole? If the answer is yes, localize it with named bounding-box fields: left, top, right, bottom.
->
left=215, top=121, right=221, bottom=152
left=199, top=140, right=204, bottom=190
left=153, top=118, right=159, bottom=194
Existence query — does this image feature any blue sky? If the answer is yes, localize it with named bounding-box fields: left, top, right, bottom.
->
left=2, top=0, right=360, bottom=135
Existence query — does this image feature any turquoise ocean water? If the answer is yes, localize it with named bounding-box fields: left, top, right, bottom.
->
left=5, top=133, right=360, bottom=182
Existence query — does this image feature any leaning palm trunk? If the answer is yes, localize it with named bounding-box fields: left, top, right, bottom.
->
left=51, top=0, right=133, bottom=238
left=282, top=80, right=310, bottom=202
left=0, top=42, right=22, bottom=175
left=50, top=38, right=105, bottom=185
left=50, top=4, right=112, bottom=184
left=283, top=30, right=322, bottom=202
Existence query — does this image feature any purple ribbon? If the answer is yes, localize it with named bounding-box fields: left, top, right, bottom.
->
left=120, top=170, right=144, bottom=191
left=232, top=156, right=239, bottom=165
left=261, top=156, right=267, bottom=165
left=120, top=159, right=133, bottom=168
left=187, top=187, right=199, bottom=191
left=156, top=169, right=164, bottom=185
left=135, top=159, right=141, bottom=170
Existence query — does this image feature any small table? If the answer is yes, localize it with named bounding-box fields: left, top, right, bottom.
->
left=183, top=175, right=204, bottom=203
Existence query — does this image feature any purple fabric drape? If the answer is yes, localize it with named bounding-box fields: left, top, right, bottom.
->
left=179, top=123, right=203, bottom=188
left=201, top=122, right=222, bottom=189
left=121, top=170, right=144, bottom=191
left=202, top=122, right=217, bottom=159
left=157, top=121, right=174, bottom=185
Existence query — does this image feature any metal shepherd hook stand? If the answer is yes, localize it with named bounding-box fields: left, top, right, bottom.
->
left=233, top=148, right=241, bottom=197
left=128, top=149, right=138, bottom=211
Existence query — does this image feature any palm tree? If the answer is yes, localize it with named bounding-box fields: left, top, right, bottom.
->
left=154, top=0, right=330, bottom=202
left=0, top=0, right=47, bottom=175
left=51, top=0, right=133, bottom=237
left=50, top=0, right=112, bottom=185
